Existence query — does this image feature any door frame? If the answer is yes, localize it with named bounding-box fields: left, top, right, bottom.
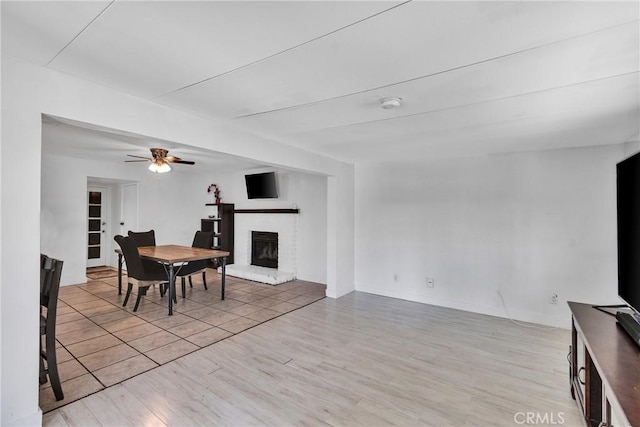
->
left=86, top=185, right=110, bottom=268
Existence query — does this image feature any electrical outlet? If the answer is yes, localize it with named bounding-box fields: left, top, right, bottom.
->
left=550, top=293, right=558, bottom=304
left=426, top=277, right=435, bottom=288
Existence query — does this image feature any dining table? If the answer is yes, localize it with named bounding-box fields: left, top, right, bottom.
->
left=115, top=244, right=230, bottom=315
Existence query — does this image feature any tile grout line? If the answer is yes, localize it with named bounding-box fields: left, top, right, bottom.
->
left=45, top=274, right=326, bottom=413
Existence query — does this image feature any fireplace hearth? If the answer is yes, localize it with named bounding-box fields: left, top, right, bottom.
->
left=251, top=231, right=278, bottom=269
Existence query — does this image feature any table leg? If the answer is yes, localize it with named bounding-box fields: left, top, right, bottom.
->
left=221, top=257, right=226, bottom=300
left=168, top=264, right=176, bottom=316
left=117, top=253, right=123, bottom=295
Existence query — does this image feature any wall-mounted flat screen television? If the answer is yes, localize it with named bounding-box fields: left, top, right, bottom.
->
left=245, top=172, right=278, bottom=199
left=617, top=151, right=640, bottom=315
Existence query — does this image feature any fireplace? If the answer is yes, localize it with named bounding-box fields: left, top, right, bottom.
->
left=226, top=216, right=297, bottom=285
left=251, top=231, right=278, bottom=269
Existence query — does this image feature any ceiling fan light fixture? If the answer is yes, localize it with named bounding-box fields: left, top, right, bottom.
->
left=148, top=161, right=171, bottom=173
left=380, top=97, right=402, bottom=110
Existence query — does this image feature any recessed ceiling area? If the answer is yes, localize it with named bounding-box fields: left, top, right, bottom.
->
left=41, top=116, right=266, bottom=173
left=4, top=1, right=639, bottom=164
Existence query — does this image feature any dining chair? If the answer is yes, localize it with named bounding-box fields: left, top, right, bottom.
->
left=40, top=254, right=64, bottom=401
left=127, top=229, right=162, bottom=284
left=114, top=235, right=169, bottom=312
left=177, top=231, right=214, bottom=298
left=127, top=229, right=156, bottom=247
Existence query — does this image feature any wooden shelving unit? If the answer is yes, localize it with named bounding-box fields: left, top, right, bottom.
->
left=202, top=203, right=234, bottom=264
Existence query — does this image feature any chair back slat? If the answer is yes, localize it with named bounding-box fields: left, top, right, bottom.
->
left=192, top=231, right=214, bottom=249
left=41, top=255, right=63, bottom=312
left=40, top=254, right=51, bottom=298
left=128, top=230, right=156, bottom=247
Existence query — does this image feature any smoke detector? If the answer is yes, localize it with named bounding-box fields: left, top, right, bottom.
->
left=380, top=97, right=402, bottom=110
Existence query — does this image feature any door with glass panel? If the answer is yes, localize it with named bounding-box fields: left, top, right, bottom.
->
left=87, top=187, right=107, bottom=267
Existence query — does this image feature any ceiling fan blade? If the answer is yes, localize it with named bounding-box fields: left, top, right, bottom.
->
left=128, top=149, right=193, bottom=168
left=165, top=156, right=195, bottom=165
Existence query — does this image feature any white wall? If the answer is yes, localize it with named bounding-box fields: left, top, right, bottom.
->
left=327, top=168, right=355, bottom=298
left=2, top=56, right=354, bottom=426
left=41, top=155, right=328, bottom=286
left=290, top=172, right=328, bottom=284
left=1, top=58, right=43, bottom=427
left=355, top=145, right=625, bottom=327
left=207, top=168, right=327, bottom=283
left=41, top=154, right=213, bottom=285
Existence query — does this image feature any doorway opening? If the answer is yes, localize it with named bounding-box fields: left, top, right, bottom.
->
left=86, top=179, right=138, bottom=276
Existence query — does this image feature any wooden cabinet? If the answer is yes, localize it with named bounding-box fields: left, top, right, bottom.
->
left=202, top=203, right=234, bottom=265
left=568, top=302, right=640, bottom=427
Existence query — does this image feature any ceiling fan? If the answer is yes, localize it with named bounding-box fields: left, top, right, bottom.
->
left=125, top=148, right=195, bottom=173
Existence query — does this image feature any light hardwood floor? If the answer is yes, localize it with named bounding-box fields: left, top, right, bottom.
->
left=43, top=292, right=583, bottom=426
left=40, top=271, right=326, bottom=412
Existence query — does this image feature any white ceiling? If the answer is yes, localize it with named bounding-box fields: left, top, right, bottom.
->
left=3, top=1, right=639, bottom=165
left=41, top=115, right=262, bottom=173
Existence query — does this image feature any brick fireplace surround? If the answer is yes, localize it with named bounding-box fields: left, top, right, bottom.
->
left=224, top=212, right=297, bottom=285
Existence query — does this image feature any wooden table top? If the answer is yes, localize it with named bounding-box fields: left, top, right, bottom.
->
left=117, top=244, right=229, bottom=264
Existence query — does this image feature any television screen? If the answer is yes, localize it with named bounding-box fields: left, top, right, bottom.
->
left=245, top=172, right=278, bottom=199
left=617, top=152, right=640, bottom=314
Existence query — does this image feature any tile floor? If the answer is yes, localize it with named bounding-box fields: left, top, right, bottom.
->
left=40, top=268, right=326, bottom=413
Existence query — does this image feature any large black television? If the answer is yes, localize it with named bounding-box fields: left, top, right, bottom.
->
left=617, top=152, right=640, bottom=315
left=245, top=172, right=278, bottom=199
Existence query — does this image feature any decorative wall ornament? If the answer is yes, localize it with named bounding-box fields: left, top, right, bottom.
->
left=207, top=183, right=221, bottom=204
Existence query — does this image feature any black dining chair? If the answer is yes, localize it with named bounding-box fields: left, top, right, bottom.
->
left=177, top=231, right=214, bottom=298
left=127, top=229, right=162, bottom=285
left=114, top=235, right=169, bottom=312
left=127, top=229, right=156, bottom=247
left=40, top=254, right=64, bottom=401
